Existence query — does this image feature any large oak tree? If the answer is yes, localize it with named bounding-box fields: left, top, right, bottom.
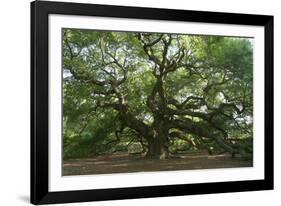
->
left=63, top=29, right=253, bottom=159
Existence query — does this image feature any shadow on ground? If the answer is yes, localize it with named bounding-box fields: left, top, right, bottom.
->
left=63, top=151, right=253, bottom=176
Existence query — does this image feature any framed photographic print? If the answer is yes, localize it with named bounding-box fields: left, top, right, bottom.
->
left=31, top=0, right=274, bottom=204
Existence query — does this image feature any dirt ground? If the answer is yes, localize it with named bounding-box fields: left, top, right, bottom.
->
left=63, top=151, right=252, bottom=176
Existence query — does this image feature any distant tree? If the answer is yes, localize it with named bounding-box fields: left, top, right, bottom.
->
left=63, top=29, right=253, bottom=159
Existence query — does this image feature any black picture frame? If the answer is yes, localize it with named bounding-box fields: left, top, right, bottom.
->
left=31, top=0, right=274, bottom=204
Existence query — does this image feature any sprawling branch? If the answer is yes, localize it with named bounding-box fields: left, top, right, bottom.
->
left=169, top=119, right=236, bottom=154
left=137, top=33, right=163, bottom=67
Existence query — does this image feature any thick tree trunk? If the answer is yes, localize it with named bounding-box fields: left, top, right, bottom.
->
left=146, top=137, right=169, bottom=159
left=145, top=114, right=170, bottom=159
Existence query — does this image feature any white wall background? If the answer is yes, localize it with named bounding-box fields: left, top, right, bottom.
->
left=0, top=0, right=279, bottom=205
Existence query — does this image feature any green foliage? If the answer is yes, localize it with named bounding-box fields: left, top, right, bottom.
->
left=63, top=109, right=117, bottom=158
